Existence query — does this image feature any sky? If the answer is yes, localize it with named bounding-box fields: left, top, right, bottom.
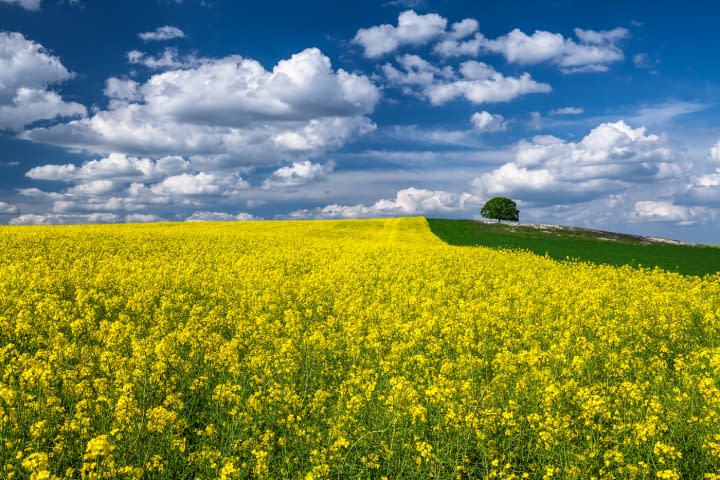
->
left=1, top=0, right=719, bottom=244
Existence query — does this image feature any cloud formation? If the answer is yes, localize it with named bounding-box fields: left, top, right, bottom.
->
left=290, top=187, right=481, bottom=218
left=10, top=213, right=120, bottom=225
left=383, top=55, right=550, bottom=105
left=675, top=140, right=720, bottom=208
left=550, top=106, right=584, bottom=115
left=482, top=28, right=628, bottom=73
left=185, top=211, right=257, bottom=221
left=262, top=160, right=335, bottom=190
left=0, top=201, right=19, bottom=214
left=353, top=10, right=447, bottom=58
left=127, top=48, right=205, bottom=70
left=0, top=32, right=86, bottom=131
left=357, top=10, right=628, bottom=73
left=0, top=0, right=41, bottom=10
left=472, top=121, right=679, bottom=205
left=26, top=152, right=190, bottom=183
left=22, top=152, right=251, bottom=221
left=471, top=111, right=507, bottom=132
left=628, top=201, right=713, bottom=226
left=23, top=48, right=380, bottom=163
left=139, top=26, right=186, bottom=41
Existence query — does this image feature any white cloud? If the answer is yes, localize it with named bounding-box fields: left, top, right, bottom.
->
left=185, top=211, right=257, bottom=221
left=447, top=18, right=479, bottom=40
left=21, top=152, right=254, bottom=216
left=384, top=56, right=550, bottom=105
left=632, top=52, right=659, bottom=72
left=354, top=10, right=626, bottom=72
left=0, top=201, right=19, bottom=214
left=433, top=33, right=485, bottom=58
left=26, top=153, right=190, bottom=182
left=383, top=124, right=485, bottom=148
left=150, top=172, right=249, bottom=196
left=127, top=48, right=204, bottom=70
left=709, top=140, right=720, bottom=163
left=628, top=201, right=712, bottom=225
left=289, top=187, right=482, bottom=218
left=0, top=0, right=42, bottom=10
left=353, top=10, right=447, bottom=58
left=676, top=142, right=720, bottom=208
left=470, top=111, right=507, bottom=132
left=10, top=213, right=120, bottom=225
left=139, top=26, right=186, bottom=42
left=528, top=111, right=543, bottom=130
left=625, top=102, right=707, bottom=128
left=383, top=0, right=425, bottom=7
left=23, top=48, right=380, bottom=163
left=0, top=32, right=86, bottom=131
left=432, top=18, right=484, bottom=57
left=262, top=160, right=334, bottom=190
left=472, top=121, right=679, bottom=205
left=67, top=180, right=118, bottom=195
left=104, top=78, right=141, bottom=101
left=550, top=106, right=584, bottom=116
left=573, top=27, right=629, bottom=45
left=126, top=213, right=165, bottom=223
left=0, top=88, right=86, bottom=131
left=482, top=27, right=628, bottom=73
left=695, top=172, right=720, bottom=188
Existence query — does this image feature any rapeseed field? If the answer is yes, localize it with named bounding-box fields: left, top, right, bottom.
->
left=1, top=217, right=719, bottom=479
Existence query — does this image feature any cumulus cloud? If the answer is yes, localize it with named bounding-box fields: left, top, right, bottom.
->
left=289, top=187, right=482, bottom=218
left=628, top=201, right=712, bottom=225
left=482, top=27, right=628, bottom=73
left=433, top=18, right=484, bottom=57
left=0, top=32, right=86, bottom=131
left=354, top=10, right=627, bottom=73
left=185, top=211, right=257, bottom=221
left=127, top=48, right=205, bottom=70
left=262, top=160, right=334, bottom=190
left=573, top=27, right=629, bottom=45
left=26, top=153, right=190, bottom=182
left=10, top=213, right=120, bottom=225
left=675, top=141, right=720, bottom=208
left=710, top=140, right=720, bottom=163
left=0, top=201, right=19, bottom=214
left=67, top=180, right=118, bottom=196
left=126, top=213, right=165, bottom=223
left=528, top=111, right=543, bottom=130
left=21, top=151, right=254, bottom=222
left=472, top=121, right=679, bottom=205
left=471, top=111, right=507, bottom=132
left=0, top=0, right=42, bottom=10
left=150, top=172, right=249, bottom=196
left=550, top=106, right=584, bottom=116
left=23, top=48, right=380, bottom=163
left=104, top=78, right=141, bottom=102
left=353, top=10, right=447, bottom=58
left=139, top=26, right=186, bottom=41
left=383, top=55, right=550, bottom=105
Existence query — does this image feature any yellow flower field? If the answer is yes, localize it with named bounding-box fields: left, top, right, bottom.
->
left=1, top=217, right=719, bottom=479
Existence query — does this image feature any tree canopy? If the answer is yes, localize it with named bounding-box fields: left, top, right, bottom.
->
left=481, top=197, right=519, bottom=222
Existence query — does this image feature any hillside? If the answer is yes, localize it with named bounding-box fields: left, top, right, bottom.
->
left=427, top=218, right=720, bottom=276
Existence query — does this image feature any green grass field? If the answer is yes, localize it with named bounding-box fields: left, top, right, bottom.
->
left=427, top=218, right=720, bottom=277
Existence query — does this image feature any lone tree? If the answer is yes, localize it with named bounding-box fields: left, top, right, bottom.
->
left=481, top=197, right=519, bottom=222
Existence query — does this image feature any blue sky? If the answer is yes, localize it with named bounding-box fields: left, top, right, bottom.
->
left=1, top=0, right=719, bottom=244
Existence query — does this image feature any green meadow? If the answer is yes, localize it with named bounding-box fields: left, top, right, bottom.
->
left=427, top=218, right=720, bottom=277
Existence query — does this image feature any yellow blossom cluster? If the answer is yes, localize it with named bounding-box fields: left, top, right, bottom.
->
left=1, top=217, right=719, bottom=478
